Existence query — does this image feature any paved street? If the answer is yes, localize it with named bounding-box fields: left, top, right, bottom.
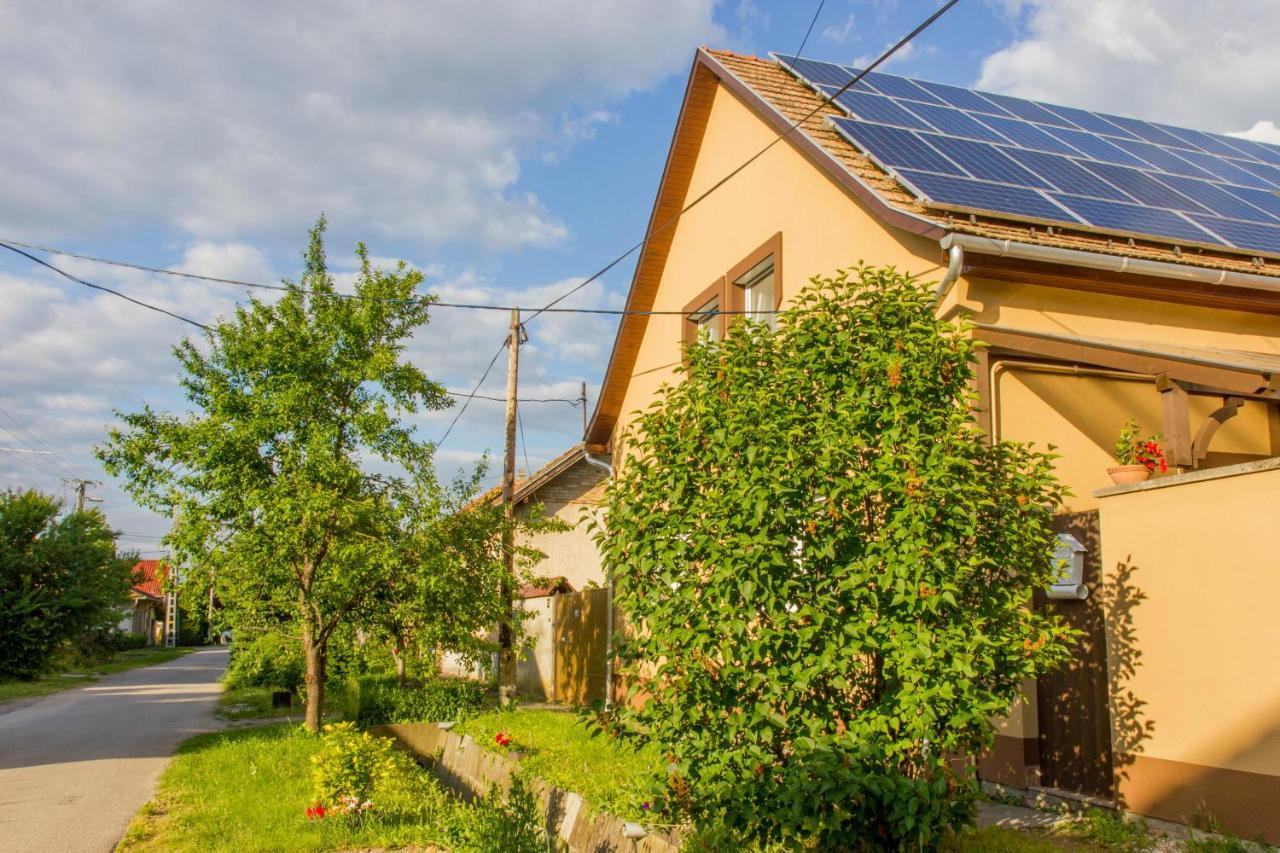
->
left=0, top=647, right=228, bottom=853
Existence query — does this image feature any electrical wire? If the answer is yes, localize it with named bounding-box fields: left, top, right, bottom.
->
left=517, top=404, right=531, bottom=478
left=445, top=391, right=580, bottom=405
left=0, top=404, right=86, bottom=479
left=522, top=0, right=959, bottom=324
left=435, top=338, right=507, bottom=448
left=0, top=241, right=209, bottom=330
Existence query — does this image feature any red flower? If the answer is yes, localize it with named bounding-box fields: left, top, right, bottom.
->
left=494, top=732, right=512, bottom=747
left=1160, top=459, right=1168, bottom=472
left=306, top=803, right=327, bottom=820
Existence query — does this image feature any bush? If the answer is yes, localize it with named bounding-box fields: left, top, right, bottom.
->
left=52, top=628, right=147, bottom=671
left=349, top=674, right=487, bottom=725
left=597, top=266, right=1076, bottom=849
left=311, top=721, right=398, bottom=816
left=224, top=630, right=305, bottom=692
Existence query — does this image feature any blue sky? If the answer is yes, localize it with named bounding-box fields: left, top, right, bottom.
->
left=1, top=0, right=1277, bottom=553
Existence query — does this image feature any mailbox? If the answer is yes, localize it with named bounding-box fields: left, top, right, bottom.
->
left=1047, top=533, right=1089, bottom=600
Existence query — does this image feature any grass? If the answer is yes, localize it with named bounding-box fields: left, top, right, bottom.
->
left=117, top=723, right=461, bottom=852
left=217, top=685, right=308, bottom=721
left=454, top=707, right=661, bottom=822
left=0, top=646, right=194, bottom=707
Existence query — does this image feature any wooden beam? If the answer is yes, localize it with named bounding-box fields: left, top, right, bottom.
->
left=1158, top=376, right=1193, bottom=468
left=1192, top=397, right=1245, bottom=466
left=972, top=348, right=993, bottom=443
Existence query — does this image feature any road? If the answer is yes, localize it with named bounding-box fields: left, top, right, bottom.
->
left=0, top=647, right=228, bottom=853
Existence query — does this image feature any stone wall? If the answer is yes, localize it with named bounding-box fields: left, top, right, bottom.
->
left=370, top=722, right=679, bottom=852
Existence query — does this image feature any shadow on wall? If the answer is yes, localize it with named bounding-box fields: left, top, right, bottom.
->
left=1101, top=555, right=1154, bottom=808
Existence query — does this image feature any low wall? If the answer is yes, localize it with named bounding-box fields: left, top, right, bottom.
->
left=370, top=722, right=678, bottom=852
left=1096, top=459, right=1280, bottom=844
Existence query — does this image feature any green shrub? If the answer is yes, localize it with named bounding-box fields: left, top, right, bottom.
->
left=457, top=774, right=547, bottom=853
left=311, top=721, right=398, bottom=815
left=350, top=674, right=486, bottom=725
left=597, top=266, right=1076, bottom=849
left=224, top=630, right=305, bottom=692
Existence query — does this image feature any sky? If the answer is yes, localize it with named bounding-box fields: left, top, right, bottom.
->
left=1, top=0, right=1279, bottom=555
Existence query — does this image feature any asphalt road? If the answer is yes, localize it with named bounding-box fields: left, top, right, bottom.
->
left=0, top=647, right=228, bottom=853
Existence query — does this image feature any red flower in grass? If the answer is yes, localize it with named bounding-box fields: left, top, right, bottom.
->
left=494, top=732, right=512, bottom=748
left=306, top=803, right=327, bottom=820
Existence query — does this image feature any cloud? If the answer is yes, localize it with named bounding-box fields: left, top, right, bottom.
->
left=821, top=14, right=858, bottom=45
left=978, top=1, right=1280, bottom=132
left=0, top=2, right=722, bottom=250
left=1230, top=120, right=1280, bottom=145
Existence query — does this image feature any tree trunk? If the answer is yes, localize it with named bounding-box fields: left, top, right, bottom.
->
left=302, top=623, right=326, bottom=733
left=391, top=646, right=406, bottom=685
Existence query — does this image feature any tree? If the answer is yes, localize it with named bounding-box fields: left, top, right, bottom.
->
left=596, top=266, right=1076, bottom=848
left=99, top=218, right=450, bottom=731
left=0, top=490, right=134, bottom=679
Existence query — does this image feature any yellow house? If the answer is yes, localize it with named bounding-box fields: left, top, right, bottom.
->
left=584, top=48, right=1280, bottom=841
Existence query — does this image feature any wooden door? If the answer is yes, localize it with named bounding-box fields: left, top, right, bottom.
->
left=1035, top=511, right=1116, bottom=799
left=553, top=588, right=610, bottom=706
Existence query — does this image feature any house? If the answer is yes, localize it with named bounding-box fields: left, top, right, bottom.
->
left=117, top=558, right=166, bottom=645
left=440, top=444, right=611, bottom=703
left=584, top=48, right=1280, bottom=841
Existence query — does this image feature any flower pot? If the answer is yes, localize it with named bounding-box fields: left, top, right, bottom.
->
left=1107, top=464, right=1151, bottom=485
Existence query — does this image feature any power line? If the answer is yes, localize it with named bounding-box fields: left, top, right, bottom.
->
left=522, top=0, right=959, bottom=324
left=0, top=241, right=209, bottom=330
left=444, top=390, right=580, bottom=405
left=517, top=405, right=531, bottom=478
left=436, top=338, right=507, bottom=448
left=0, top=404, right=85, bottom=479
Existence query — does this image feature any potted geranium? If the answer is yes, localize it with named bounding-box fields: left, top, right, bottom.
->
left=1109, top=419, right=1168, bottom=484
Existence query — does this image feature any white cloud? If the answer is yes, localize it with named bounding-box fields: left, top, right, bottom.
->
left=1230, top=120, right=1280, bottom=145
left=978, top=1, right=1280, bottom=132
left=0, top=2, right=722, bottom=250
left=821, top=14, right=858, bottom=45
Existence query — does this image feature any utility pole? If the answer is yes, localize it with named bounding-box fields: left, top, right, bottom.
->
left=64, top=479, right=103, bottom=512
left=580, top=381, right=588, bottom=438
left=498, top=308, right=521, bottom=706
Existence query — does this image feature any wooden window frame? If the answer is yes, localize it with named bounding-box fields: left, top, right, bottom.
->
left=682, top=278, right=726, bottom=346
left=725, top=232, right=783, bottom=317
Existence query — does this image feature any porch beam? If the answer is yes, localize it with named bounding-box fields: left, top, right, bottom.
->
left=1192, top=397, right=1245, bottom=466
left=1157, top=376, right=1193, bottom=467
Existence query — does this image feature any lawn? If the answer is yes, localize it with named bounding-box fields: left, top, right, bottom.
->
left=454, top=707, right=662, bottom=822
left=117, top=723, right=463, bottom=852
left=0, top=646, right=194, bottom=707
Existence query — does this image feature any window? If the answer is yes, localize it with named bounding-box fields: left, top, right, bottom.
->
left=688, top=296, right=722, bottom=342
left=734, top=256, right=776, bottom=329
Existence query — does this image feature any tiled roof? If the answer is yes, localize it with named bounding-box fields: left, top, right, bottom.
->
left=464, top=444, right=597, bottom=510
left=707, top=49, right=1280, bottom=280
left=131, top=559, right=166, bottom=601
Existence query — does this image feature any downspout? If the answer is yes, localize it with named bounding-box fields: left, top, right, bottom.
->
left=582, top=451, right=615, bottom=710
left=932, top=242, right=965, bottom=306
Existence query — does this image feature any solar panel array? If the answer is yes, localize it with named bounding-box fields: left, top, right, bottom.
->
left=773, top=53, right=1280, bottom=257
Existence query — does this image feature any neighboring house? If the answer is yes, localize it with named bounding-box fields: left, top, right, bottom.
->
left=440, top=444, right=611, bottom=703
left=117, top=558, right=166, bottom=645
left=584, top=48, right=1280, bottom=841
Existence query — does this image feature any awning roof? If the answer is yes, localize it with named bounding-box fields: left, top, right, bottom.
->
left=975, top=324, right=1280, bottom=398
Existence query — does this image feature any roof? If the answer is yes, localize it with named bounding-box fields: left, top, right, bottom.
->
left=464, top=443, right=604, bottom=510
left=518, top=577, right=574, bottom=599
left=131, top=559, right=166, bottom=601
left=584, top=48, right=1280, bottom=449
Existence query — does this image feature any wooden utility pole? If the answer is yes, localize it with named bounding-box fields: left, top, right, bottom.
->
left=498, top=308, right=520, bottom=706
left=65, top=479, right=103, bottom=512
left=580, top=381, right=588, bottom=437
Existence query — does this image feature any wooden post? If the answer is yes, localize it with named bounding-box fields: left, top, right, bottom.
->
left=1158, top=375, right=1193, bottom=468
left=580, top=381, right=588, bottom=438
left=499, top=308, right=520, bottom=706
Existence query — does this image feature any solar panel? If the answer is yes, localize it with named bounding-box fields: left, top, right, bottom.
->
left=1050, top=195, right=1224, bottom=246
left=897, top=170, right=1078, bottom=222
left=899, top=102, right=1009, bottom=143
left=977, top=92, right=1071, bottom=126
left=1077, top=161, right=1209, bottom=213
left=912, top=80, right=1013, bottom=116
left=1110, top=138, right=1217, bottom=179
left=1173, top=149, right=1275, bottom=189
left=1094, top=114, right=1192, bottom=149
left=1232, top=159, right=1280, bottom=190
left=923, top=135, right=1052, bottom=188
left=829, top=118, right=966, bottom=175
left=773, top=53, right=1280, bottom=256
left=859, top=71, right=946, bottom=104
left=1188, top=215, right=1280, bottom=254
left=1034, top=106, right=1126, bottom=140
left=818, top=86, right=933, bottom=131
left=1221, top=185, right=1280, bottom=220
left=973, top=115, right=1083, bottom=156
left=1151, top=174, right=1280, bottom=222
left=1002, top=149, right=1135, bottom=201
left=1043, top=127, right=1150, bottom=167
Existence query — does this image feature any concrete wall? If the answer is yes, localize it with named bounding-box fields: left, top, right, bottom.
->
left=1096, top=460, right=1280, bottom=842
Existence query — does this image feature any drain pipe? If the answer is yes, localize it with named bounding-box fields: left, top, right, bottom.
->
left=582, top=451, right=615, bottom=710
left=932, top=242, right=965, bottom=306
